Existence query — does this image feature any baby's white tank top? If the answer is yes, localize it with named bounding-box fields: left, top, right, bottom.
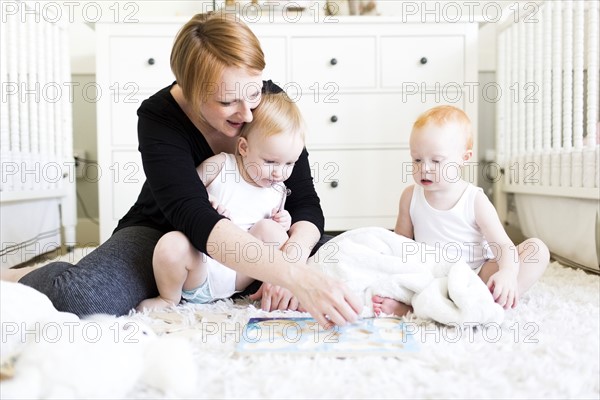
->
left=206, top=153, right=283, bottom=231
left=203, top=153, right=284, bottom=299
left=409, top=183, right=494, bottom=269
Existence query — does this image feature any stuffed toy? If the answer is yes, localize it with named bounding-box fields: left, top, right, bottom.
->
left=0, top=281, right=198, bottom=399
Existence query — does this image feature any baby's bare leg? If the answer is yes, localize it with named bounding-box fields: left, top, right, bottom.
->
left=235, top=219, right=289, bottom=291
left=1, top=266, right=38, bottom=282
left=478, top=237, right=550, bottom=295
left=136, top=231, right=206, bottom=312
left=372, top=295, right=413, bottom=317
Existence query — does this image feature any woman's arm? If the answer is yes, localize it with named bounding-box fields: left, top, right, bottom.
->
left=248, top=220, right=320, bottom=312
left=248, top=147, right=324, bottom=312
left=284, top=148, right=325, bottom=234
left=137, top=94, right=225, bottom=255
left=207, top=218, right=361, bottom=328
left=286, top=220, right=321, bottom=263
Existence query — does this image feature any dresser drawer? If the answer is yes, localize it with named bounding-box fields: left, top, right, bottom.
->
left=110, top=92, right=149, bottom=147
left=291, top=37, right=376, bottom=90
left=110, top=36, right=175, bottom=90
left=299, top=93, right=464, bottom=148
left=309, top=149, right=412, bottom=230
left=381, top=36, right=464, bottom=88
left=110, top=150, right=145, bottom=221
left=260, top=36, right=287, bottom=86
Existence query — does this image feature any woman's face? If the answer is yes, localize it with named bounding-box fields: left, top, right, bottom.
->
left=198, top=66, right=263, bottom=138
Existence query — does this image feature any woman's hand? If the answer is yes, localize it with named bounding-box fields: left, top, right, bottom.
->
left=289, top=266, right=362, bottom=329
left=249, top=283, right=301, bottom=311
left=271, top=209, right=292, bottom=231
left=250, top=268, right=361, bottom=329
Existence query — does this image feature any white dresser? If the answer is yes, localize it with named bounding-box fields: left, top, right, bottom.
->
left=96, top=15, right=478, bottom=241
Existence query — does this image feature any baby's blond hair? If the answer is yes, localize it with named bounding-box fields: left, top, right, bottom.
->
left=239, top=92, right=306, bottom=142
left=412, top=105, right=473, bottom=150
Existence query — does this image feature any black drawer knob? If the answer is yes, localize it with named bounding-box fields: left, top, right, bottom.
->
left=420, top=57, right=428, bottom=65
left=330, top=58, right=338, bottom=65
left=330, top=180, right=339, bottom=188
left=330, top=115, right=338, bottom=123
left=148, top=58, right=155, bottom=65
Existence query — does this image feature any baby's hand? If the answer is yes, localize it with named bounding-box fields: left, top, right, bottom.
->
left=487, top=269, right=519, bottom=309
left=271, top=209, right=291, bottom=231
left=209, top=196, right=231, bottom=218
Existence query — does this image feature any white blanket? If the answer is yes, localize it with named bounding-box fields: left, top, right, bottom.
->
left=307, top=227, right=504, bottom=325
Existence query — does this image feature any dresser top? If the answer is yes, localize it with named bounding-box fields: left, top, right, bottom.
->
left=92, top=13, right=485, bottom=27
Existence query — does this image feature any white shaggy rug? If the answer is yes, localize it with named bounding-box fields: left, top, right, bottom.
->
left=4, top=248, right=600, bottom=399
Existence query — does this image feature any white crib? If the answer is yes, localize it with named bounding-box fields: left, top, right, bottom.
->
left=0, top=1, right=77, bottom=268
left=496, top=0, right=599, bottom=272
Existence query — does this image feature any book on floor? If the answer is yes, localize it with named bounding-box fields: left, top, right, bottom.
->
left=236, top=316, right=418, bottom=355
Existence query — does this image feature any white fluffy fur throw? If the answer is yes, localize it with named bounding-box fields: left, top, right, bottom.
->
left=0, top=281, right=198, bottom=399
left=308, top=227, right=504, bottom=325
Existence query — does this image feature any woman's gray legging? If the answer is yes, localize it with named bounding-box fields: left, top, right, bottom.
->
left=19, top=226, right=334, bottom=317
left=19, top=226, right=163, bottom=317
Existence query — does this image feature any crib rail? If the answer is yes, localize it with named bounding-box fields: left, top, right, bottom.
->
left=1, top=2, right=74, bottom=198
left=496, top=0, right=599, bottom=200
left=0, top=1, right=77, bottom=251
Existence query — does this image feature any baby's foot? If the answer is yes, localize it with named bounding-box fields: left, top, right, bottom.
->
left=136, top=296, right=176, bottom=313
left=372, top=295, right=413, bottom=317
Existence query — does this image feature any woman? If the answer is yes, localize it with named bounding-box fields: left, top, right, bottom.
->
left=18, top=12, right=360, bottom=328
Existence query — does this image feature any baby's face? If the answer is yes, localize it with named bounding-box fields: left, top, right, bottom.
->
left=240, top=131, right=304, bottom=188
left=409, top=122, right=471, bottom=188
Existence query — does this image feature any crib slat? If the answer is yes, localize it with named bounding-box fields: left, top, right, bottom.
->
left=0, top=12, right=9, bottom=193
left=586, top=0, right=600, bottom=148
left=518, top=19, right=526, bottom=156
left=533, top=2, right=544, bottom=187
left=509, top=25, right=518, bottom=185
left=496, top=31, right=506, bottom=167
left=6, top=12, right=20, bottom=193
left=526, top=19, right=534, bottom=155
left=571, top=0, right=585, bottom=188
left=52, top=22, right=62, bottom=191
left=22, top=14, right=35, bottom=191
left=59, top=28, right=73, bottom=159
left=27, top=17, right=39, bottom=157
left=562, top=0, right=574, bottom=152
left=583, top=0, right=599, bottom=189
left=551, top=1, right=563, bottom=187
left=541, top=2, right=553, bottom=187
left=45, top=22, right=55, bottom=190
left=542, top=2, right=553, bottom=154
left=525, top=17, right=535, bottom=186
left=37, top=19, right=48, bottom=191
left=572, top=1, right=585, bottom=151
left=561, top=0, right=574, bottom=188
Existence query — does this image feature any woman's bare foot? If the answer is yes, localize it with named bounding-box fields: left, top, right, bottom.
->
left=136, top=296, right=177, bottom=312
left=372, top=295, right=413, bottom=317
left=0, top=266, right=38, bottom=282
